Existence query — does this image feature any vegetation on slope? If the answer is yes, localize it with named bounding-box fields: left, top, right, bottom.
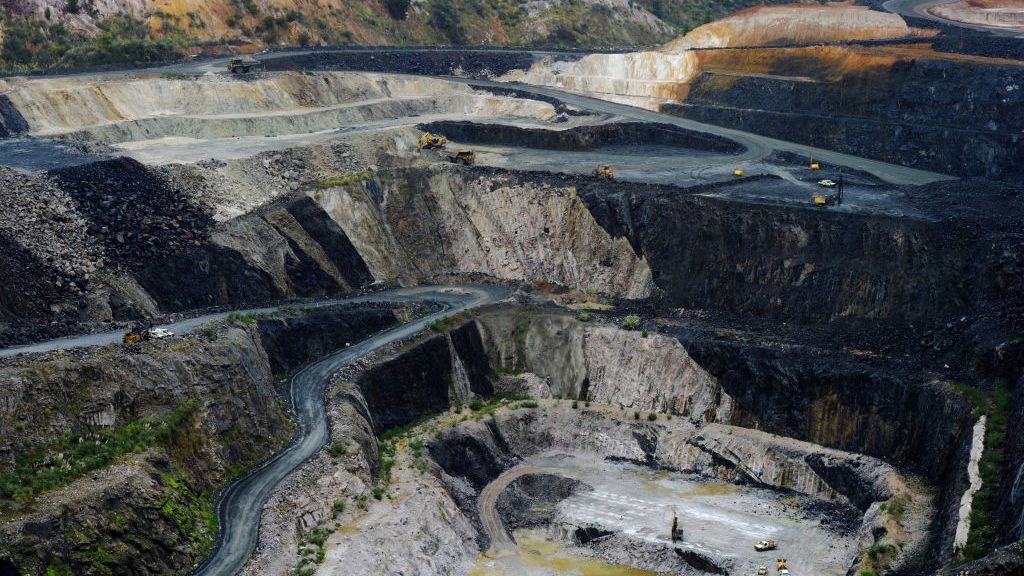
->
left=954, top=380, right=1013, bottom=561
left=636, top=0, right=823, bottom=33
left=0, top=402, right=197, bottom=503
left=0, top=15, right=185, bottom=72
left=0, top=0, right=820, bottom=72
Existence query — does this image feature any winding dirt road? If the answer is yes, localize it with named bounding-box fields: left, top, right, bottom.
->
left=188, top=285, right=507, bottom=576
left=0, top=285, right=508, bottom=576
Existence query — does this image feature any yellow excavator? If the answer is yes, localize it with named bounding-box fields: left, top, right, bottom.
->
left=418, top=132, right=447, bottom=151
left=122, top=321, right=152, bottom=346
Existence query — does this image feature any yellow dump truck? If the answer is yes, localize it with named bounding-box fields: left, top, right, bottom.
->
left=228, top=57, right=259, bottom=74
left=448, top=150, right=475, bottom=166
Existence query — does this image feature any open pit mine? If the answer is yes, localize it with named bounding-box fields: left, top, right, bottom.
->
left=1, top=3, right=1023, bottom=576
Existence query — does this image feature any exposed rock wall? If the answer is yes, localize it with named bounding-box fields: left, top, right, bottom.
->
left=679, top=337, right=971, bottom=483
left=581, top=183, right=978, bottom=324
left=256, top=306, right=397, bottom=375
left=319, top=168, right=654, bottom=299
left=582, top=326, right=733, bottom=423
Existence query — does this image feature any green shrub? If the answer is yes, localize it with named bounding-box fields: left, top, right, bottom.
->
left=430, top=0, right=465, bottom=43
left=409, top=438, right=425, bottom=457
left=647, top=412, right=657, bottom=421
left=633, top=411, right=640, bottom=420
left=517, top=401, right=539, bottom=409
left=331, top=499, right=346, bottom=518
left=426, top=315, right=460, bottom=333
left=577, top=311, right=593, bottom=322
left=67, top=0, right=81, bottom=14
left=372, top=487, right=385, bottom=500
left=621, top=315, right=641, bottom=331
left=227, top=311, right=256, bottom=326
left=326, top=442, right=347, bottom=457
left=572, top=400, right=579, bottom=409
left=468, top=399, right=484, bottom=411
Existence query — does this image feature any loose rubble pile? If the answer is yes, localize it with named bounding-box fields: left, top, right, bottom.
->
left=48, top=158, right=213, bottom=273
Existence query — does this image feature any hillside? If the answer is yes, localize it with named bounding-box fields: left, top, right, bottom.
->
left=0, top=0, right=822, bottom=72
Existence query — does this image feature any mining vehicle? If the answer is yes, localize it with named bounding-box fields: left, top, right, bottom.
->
left=123, top=321, right=153, bottom=346
left=734, top=169, right=745, bottom=177
left=811, top=174, right=844, bottom=207
left=594, top=164, right=614, bottom=180
left=228, top=57, right=259, bottom=74
left=149, top=328, right=175, bottom=339
left=448, top=150, right=476, bottom=166
left=757, top=567, right=768, bottom=576
left=419, top=132, right=447, bottom=151
left=755, top=539, right=777, bottom=551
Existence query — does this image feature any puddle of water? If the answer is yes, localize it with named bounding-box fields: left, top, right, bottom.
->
left=469, top=529, right=660, bottom=576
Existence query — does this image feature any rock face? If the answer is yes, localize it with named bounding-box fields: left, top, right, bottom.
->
left=0, top=305, right=398, bottom=575
left=352, top=325, right=492, bottom=434
left=579, top=181, right=1006, bottom=326
left=320, top=168, right=654, bottom=299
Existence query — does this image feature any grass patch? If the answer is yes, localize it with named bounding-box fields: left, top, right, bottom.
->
left=0, top=402, right=196, bottom=502
left=621, top=315, right=641, bottom=331
left=312, top=171, right=374, bottom=189
left=957, top=380, right=1012, bottom=561
left=226, top=311, right=256, bottom=326
left=425, top=315, right=461, bottom=333
left=158, top=467, right=218, bottom=556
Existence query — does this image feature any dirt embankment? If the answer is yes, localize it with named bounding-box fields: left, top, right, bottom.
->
left=261, top=49, right=547, bottom=79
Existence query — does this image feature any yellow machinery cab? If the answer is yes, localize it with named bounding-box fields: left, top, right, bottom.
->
left=733, top=169, right=744, bottom=177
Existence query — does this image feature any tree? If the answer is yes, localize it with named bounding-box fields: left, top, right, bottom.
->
left=430, top=0, right=465, bottom=44
left=67, top=0, right=81, bottom=14
left=384, top=0, right=411, bottom=20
